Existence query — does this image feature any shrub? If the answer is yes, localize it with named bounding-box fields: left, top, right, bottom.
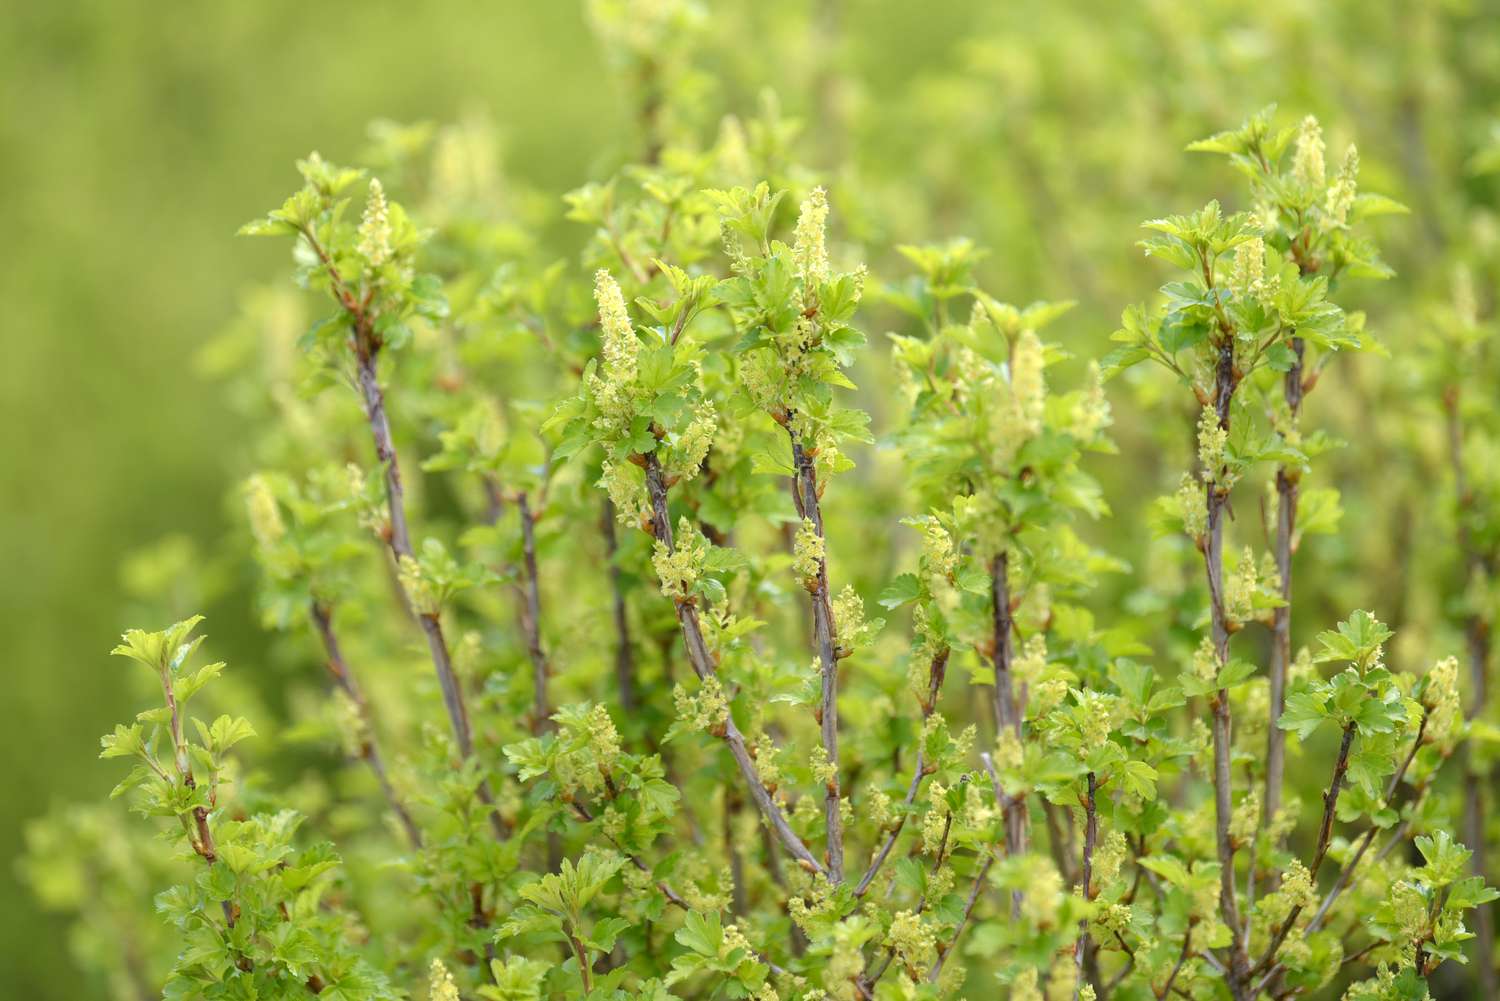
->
left=23, top=16, right=1500, bottom=1001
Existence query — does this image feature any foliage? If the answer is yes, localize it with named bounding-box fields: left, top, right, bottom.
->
left=18, top=4, right=1500, bottom=1001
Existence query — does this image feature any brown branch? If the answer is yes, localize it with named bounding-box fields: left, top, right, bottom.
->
left=789, top=435, right=844, bottom=883
left=601, top=499, right=638, bottom=713
left=1156, top=925, right=1193, bottom=999
left=297, top=225, right=504, bottom=842
left=927, top=851, right=997, bottom=983
left=1265, top=338, right=1305, bottom=828
left=642, top=451, right=827, bottom=877
left=1251, top=723, right=1356, bottom=977
left=1200, top=331, right=1248, bottom=995
left=155, top=661, right=242, bottom=942
left=989, top=551, right=1028, bottom=918
left=1074, top=772, right=1098, bottom=1000
left=310, top=602, right=422, bottom=849
left=855, top=647, right=949, bottom=897
left=517, top=491, right=551, bottom=735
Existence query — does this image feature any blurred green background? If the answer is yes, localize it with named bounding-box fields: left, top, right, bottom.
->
left=4, top=2, right=1496, bottom=998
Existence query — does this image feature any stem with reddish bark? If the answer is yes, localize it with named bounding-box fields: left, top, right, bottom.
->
left=642, top=451, right=827, bottom=877
left=789, top=436, right=844, bottom=883
left=517, top=491, right=551, bottom=734
left=310, top=602, right=422, bottom=849
left=298, top=225, right=504, bottom=842
left=855, top=647, right=949, bottom=897
left=1265, top=337, right=1305, bottom=828
left=156, top=660, right=242, bottom=940
left=1201, top=333, right=1249, bottom=997
left=991, top=550, right=1028, bottom=917
left=1074, top=772, right=1098, bottom=1000
left=601, top=499, right=639, bottom=712
left=1250, top=723, right=1355, bottom=978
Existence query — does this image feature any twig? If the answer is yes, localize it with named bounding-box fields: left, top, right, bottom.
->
left=990, top=550, right=1027, bottom=917
left=600, top=500, right=638, bottom=712
left=1156, top=925, right=1193, bottom=1000
left=1265, top=339, right=1304, bottom=829
left=1199, top=329, right=1248, bottom=995
left=789, top=436, right=844, bottom=883
left=516, top=491, right=551, bottom=736
left=1251, top=724, right=1356, bottom=977
left=310, top=602, right=422, bottom=849
left=1074, top=772, right=1098, bottom=1000
left=642, top=452, right=827, bottom=876
left=927, top=851, right=996, bottom=982
left=855, top=647, right=949, bottom=897
left=297, top=224, right=504, bottom=841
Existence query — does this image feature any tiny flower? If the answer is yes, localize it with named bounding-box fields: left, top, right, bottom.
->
left=1292, top=115, right=1326, bottom=189
left=244, top=474, right=285, bottom=548
left=792, top=517, right=825, bottom=585
left=358, top=178, right=392, bottom=268
left=793, top=186, right=830, bottom=286
left=428, top=958, right=460, bottom=1001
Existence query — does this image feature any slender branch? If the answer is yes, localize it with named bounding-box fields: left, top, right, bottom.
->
left=1200, top=333, right=1248, bottom=994
left=298, top=225, right=504, bottom=840
left=1074, top=772, right=1098, bottom=1000
left=990, top=550, right=1028, bottom=918
left=927, top=851, right=997, bottom=982
left=991, top=550, right=1019, bottom=737
left=855, top=647, right=949, bottom=897
left=310, top=602, right=422, bottom=849
left=642, top=452, right=827, bottom=877
left=865, top=813, right=951, bottom=990
left=1156, top=925, right=1193, bottom=1000
left=1265, top=338, right=1305, bottom=828
left=789, top=436, right=844, bottom=883
left=1304, top=713, right=1427, bottom=938
left=156, top=661, right=242, bottom=940
left=571, top=799, right=690, bottom=910
left=517, top=491, right=551, bottom=735
left=1251, top=723, right=1356, bottom=977
left=601, top=499, right=638, bottom=713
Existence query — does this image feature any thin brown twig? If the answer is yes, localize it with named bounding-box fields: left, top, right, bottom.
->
left=642, top=452, right=826, bottom=877
left=310, top=602, right=422, bottom=849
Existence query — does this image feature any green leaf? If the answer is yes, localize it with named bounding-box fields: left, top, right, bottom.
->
left=878, top=574, right=923, bottom=610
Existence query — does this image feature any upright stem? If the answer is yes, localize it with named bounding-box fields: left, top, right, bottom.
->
left=991, top=551, right=1019, bottom=736
left=310, top=602, right=423, bottom=849
left=725, top=791, right=748, bottom=916
left=790, top=437, right=844, bottom=883
left=517, top=492, right=551, bottom=734
left=1074, top=772, right=1098, bottom=1000
left=601, top=499, right=639, bottom=713
left=157, top=663, right=238, bottom=934
left=642, top=452, right=827, bottom=877
left=1265, top=337, right=1305, bottom=827
left=990, top=550, right=1027, bottom=917
left=1251, top=723, right=1356, bottom=979
left=855, top=647, right=949, bottom=897
left=1202, top=336, right=1248, bottom=996
left=300, top=226, right=504, bottom=842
